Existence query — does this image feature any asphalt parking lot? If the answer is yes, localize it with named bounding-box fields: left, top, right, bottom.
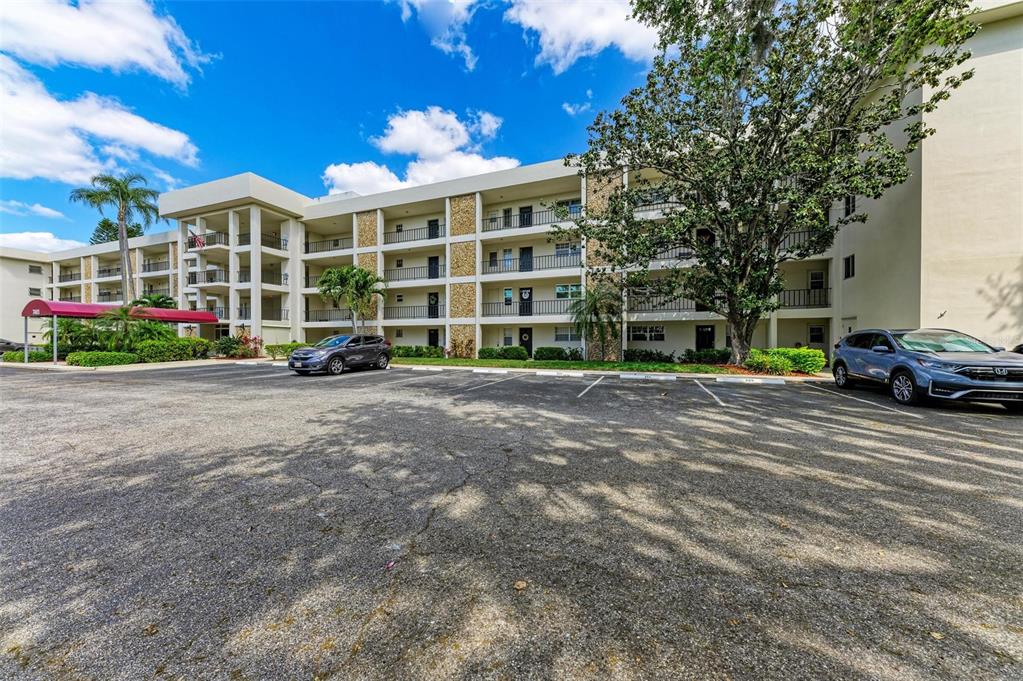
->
left=1, top=363, right=1021, bottom=680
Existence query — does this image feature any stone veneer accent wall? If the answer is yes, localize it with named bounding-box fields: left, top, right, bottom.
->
left=585, top=272, right=622, bottom=361
left=358, top=251, right=379, bottom=275
left=449, top=324, right=476, bottom=358
left=585, top=171, right=624, bottom=269
left=356, top=211, right=378, bottom=248
left=449, top=193, right=476, bottom=236
left=449, top=241, right=476, bottom=277
left=449, top=283, right=476, bottom=318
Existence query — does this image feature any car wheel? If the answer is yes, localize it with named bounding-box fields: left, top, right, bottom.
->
left=327, top=356, right=345, bottom=375
left=889, top=371, right=919, bottom=405
left=1001, top=401, right=1023, bottom=414
left=833, top=363, right=855, bottom=389
left=294, top=370, right=311, bottom=376
left=375, top=354, right=389, bottom=369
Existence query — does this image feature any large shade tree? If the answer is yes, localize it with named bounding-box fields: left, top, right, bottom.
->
left=568, top=0, right=976, bottom=363
left=317, top=265, right=386, bottom=334
left=90, top=218, right=143, bottom=245
left=71, top=173, right=162, bottom=303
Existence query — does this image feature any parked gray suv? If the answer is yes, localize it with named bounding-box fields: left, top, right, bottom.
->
left=289, top=334, right=391, bottom=375
left=832, top=328, right=1023, bottom=412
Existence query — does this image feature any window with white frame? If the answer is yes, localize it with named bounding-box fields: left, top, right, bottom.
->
left=395, top=294, right=403, bottom=303
left=808, top=271, right=825, bottom=289
left=555, top=283, right=582, bottom=299
left=396, top=328, right=404, bottom=338
left=844, top=195, right=856, bottom=217
left=555, top=326, right=581, bottom=342
left=503, top=328, right=513, bottom=346
left=555, top=242, right=580, bottom=258
left=28, top=265, right=43, bottom=274
left=396, top=258, right=403, bottom=268
left=628, top=325, right=665, bottom=342
left=808, top=325, right=824, bottom=344
left=843, top=254, right=855, bottom=279
left=28, top=287, right=41, bottom=296
left=395, top=224, right=403, bottom=233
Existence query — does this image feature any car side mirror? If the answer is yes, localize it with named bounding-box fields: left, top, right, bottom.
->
left=871, top=345, right=892, bottom=353
left=992, top=346, right=1005, bottom=352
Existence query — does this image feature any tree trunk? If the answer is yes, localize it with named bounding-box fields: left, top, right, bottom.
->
left=351, top=311, right=359, bottom=335
left=117, top=212, right=136, bottom=303
left=727, top=315, right=755, bottom=365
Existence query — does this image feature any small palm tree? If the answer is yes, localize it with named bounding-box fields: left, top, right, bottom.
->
left=131, top=293, right=177, bottom=309
left=569, top=282, right=622, bottom=361
left=70, top=173, right=161, bottom=302
left=317, top=265, right=386, bottom=334
left=96, top=306, right=143, bottom=352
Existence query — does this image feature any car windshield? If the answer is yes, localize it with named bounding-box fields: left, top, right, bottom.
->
left=313, top=335, right=351, bottom=348
left=893, top=330, right=992, bottom=353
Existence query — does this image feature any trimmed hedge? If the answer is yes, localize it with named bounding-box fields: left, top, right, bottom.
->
left=682, top=348, right=732, bottom=364
left=533, top=346, right=568, bottom=361
left=66, top=351, right=137, bottom=367
left=2, top=350, right=50, bottom=363
left=265, top=342, right=309, bottom=360
left=499, top=345, right=529, bottom=360
left=743, top=349, right=793, bottom=375
left=767, top=347, right=826, bottom=374
left=478, top=347, right=500, bottom=359
left=135, top=337, right=212, bottom=363
left=392, top=345, right=444, bottom=358
left=624, top=348, right=676, bottom=363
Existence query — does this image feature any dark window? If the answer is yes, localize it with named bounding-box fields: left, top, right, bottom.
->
left=347, top=336, right=363, bottom=347
left=396, top=258, right=403, bottom=268
left=844, top=195, right=856, bottom=217
left=488, top=252, right=497, bottom=266
left=871, top=333, right=893, bottom=350
left=396, top=329, right=404, bottom=338
left=519, top=206, right=533, bottom=227
left=809, top=271, right=825, bottom=290
left=843, top=254, right=855, bottom=279
left=28, top=265, right=43, bottom=274
left=28, top=287, right=41, bottom=296
left=395, top=224, right=403, bottom=233
left=808, top=325, right=825, bottom=344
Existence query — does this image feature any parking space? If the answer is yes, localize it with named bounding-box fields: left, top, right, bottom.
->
left=1, top=364, right=1021, bottom=680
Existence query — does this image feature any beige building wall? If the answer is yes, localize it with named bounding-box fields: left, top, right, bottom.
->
left=0, top=251, right=52, bottom=344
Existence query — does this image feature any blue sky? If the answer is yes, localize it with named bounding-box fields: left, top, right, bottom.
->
left=0, top=0, right=657, bottom=250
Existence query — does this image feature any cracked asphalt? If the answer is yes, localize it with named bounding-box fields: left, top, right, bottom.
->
left=1, top=363, right=1021, bottom=680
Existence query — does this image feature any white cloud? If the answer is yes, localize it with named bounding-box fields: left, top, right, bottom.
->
left=561, top=102, right=591, bottom=116
left=323, top=107, right=519, bottom=195
left=504, top=0, right=658, bottom=74
left=0, top=231, right=85, bottom=252
left=0, top=0, right=211, bottom=87
left=0, top=56, right=198, bottom=184
left=0, top=200, right=66, bottom=219
left=399, top=0, right=478, bottom=71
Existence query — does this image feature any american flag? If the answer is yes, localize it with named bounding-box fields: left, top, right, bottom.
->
left=190, top=231, right=206, bottom=248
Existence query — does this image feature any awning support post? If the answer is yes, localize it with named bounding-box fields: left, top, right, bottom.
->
left=24, top=317, right=29, bottom=363
left=52, top=315, right=58, bottom=364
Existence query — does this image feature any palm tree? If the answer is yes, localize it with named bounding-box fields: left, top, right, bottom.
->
left=96, top=306, right=142, bottom=352
left=70, top=173, right=161, bottom=302
left=568, top=282, right=622, bottom=361
left=131, top=293, right=177, bottom=309
left=317, top=265, right=386, bottom=334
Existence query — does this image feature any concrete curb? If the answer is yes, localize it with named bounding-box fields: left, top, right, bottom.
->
left=0, top=362, right=95, bottom=372
left=391, top=362, right=832, bottom=383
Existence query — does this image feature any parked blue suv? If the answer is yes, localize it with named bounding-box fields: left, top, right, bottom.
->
left=832, top=328, right=1023, bottom=412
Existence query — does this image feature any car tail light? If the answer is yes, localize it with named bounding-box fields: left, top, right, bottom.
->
left=383, top=340, right=392, bottom=348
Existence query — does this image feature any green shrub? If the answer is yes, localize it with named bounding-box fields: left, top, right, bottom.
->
left=533, top=346, right=568, bottom=361
left=767, top=347, right=826, bottom=374
left=2, top=350, right=50, bottom=363
left=743, top=349, right=793, bottom=375
left=213, top=335, right=243, bottom=357
left=499, top=345, right=529, bottom=360
left=565, top=347, right=583, bottom=361
left=625, top=348, right=676, bottom=363
left=477, top=347, right=500, bottom=359
left=265, top=342, right=309, bottom=360
left=392, top=345, right=444, bottom=358
left=66, top=351, right=137, bottom=367
left=134, top=337, right=213, bottom=363
left=178, top=337, right=212, bottom=359
left=682, top=348, right=732, bottom=364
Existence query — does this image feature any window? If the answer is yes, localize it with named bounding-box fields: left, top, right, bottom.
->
left=555, top=242, right=580, bottom=258
left=396, top=258, right=403, bottom=268
left=28, top=265, right=43, bottom=274
left=555, top=283, right=582, bottom=299
left=395, top=224, right=403, bottom=233
left=518, top=206, right=533, bottom=227
left=843, top=254, right=855, bottom=279
left=502, top=248, right=513, bottom=267
left=808, top=325, right=825, bottom=344
left=395, top=294, right=404, bottom=303
left=396, top=329, right=404, bottom=338
left=503, top=328, right=513, bottom=346
left=629, top=325, right=665, bottom=342
left=28, top=287, right=41, bottom=296
left=808, top=271, right=825, bottom=290
left=844, top=195, right=856, bottom=217
left=488, top=251, right=497, bottom=267
left=502, top=207, right=513, bottom=226
left=556, top=198, right=582, bottom=215
left=555, top=326, right=581, bottom=342
left=503, top=288, right=513, bottom=306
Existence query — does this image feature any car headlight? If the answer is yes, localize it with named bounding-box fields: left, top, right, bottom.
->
left=916, top=358, right=960, bottom=372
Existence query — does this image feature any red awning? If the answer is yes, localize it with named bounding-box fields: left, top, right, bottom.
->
left=20, top=299, right=219, bottom=324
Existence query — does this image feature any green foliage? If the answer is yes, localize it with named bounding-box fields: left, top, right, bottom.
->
left=499, top=345, right=529, bottom=360
left=90, top=217, right=143, bottom=245
left=568, top=283, right=621, bottom=361
left=534, top=346, right=569, bottom=361
left=265, top=342, right=309, bottom=360
left=624, top=348, right=676, bottom=363
left=135, top=337, right=212, bottom=363
left=43, top=317, right=100, bottom=353
left=213, top=335, right=242, bottom=357
left=391, top=345, right=444, bottom=358
left=317, top=265, right=385, bottom=333
left=569, top=0, right=976, bottom=362
left=66, top=351, right=137, bottom=367
left=682, top=348, right=732, bottom=364
left=2, top=350, right=50, bottom=363
left=477, top=347, right=500, bottom=359
left=94, top=307, right=175, bottom=351
left=766, top=347, right=826, bottom=374
left=131, top=293, right=177, bottom=309
left=744, top=349, right=794, bottom=375
left=392, top=357, right=734, bottom=374
left=565, top=347, right=584, bottom=361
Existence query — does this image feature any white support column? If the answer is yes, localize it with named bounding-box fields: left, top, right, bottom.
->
left=287, top=218, right=303, bottom=341
left=228, top=210, right=240, bottom=336
left=829, top=253, right=843, bottom=346
left=176, top=220, right=188, bottom=335
left=134, top=246, right=143, bottom=300
left=194, top=217, right=207, bottom=313
left=444, top=197, right=452, bottom=349
left=767, top=312, right=779, bottom=349
left=249, top=206, right=262, bottom=338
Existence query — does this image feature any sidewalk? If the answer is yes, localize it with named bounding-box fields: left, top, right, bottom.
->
left=391, top=361, right=831, bottom=382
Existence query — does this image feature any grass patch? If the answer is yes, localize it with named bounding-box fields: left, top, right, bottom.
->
left=391, top=357, right=738, bottom=374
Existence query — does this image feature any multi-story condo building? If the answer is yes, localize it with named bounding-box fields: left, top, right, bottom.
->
left=1, top=1, right=1019, bottom=356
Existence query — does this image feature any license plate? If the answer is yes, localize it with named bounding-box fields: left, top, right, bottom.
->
left=293, top=362, right=303, bottom=367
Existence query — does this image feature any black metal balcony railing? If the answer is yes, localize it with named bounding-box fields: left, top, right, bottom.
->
left=97, top=291, right=123, bottom=302
left=96, top=266, right=122, bottom=278
left=59, top=295, right=82, bottom=302
left=237, top=306, right=251, bottom=320
left=384, top=263, right=445, bottom=281
left=384, top=304, right=446, bottom=320
left=779, top=288, right=831, bottom=308
left=383, top=222, right=446, bottom=244
left=305, top=308, right=353, bottom=322
left=305, top=274, right=321, bottom=288
left=262, top=235, right=288, bottom=251
left=627, top=295, right=696, bottom=312
left=305, top=236, right=353, bottom=253
left=208, top=307, right=227, bottom=319
left=262, top=271, right=289, bottom=286
left=188, top=232, right=230, bottom=249
left=58, top=272, right=81, bottom=283
left=143, top=288, right=171, bottom=297
left=237, top=232, right=250, bottom=246
left=482, top=299, right=573, bottom=317
left=482, top=253, right=581, bottom=274
left=652, top=245, right=693, bottom=260
left=780, top=230, right=812, bottom=250
left=635, top=200, right=682, bottom=213
left=262, top=308, right=289, bottom=321
left=238, top=269, right=251, bottom=283
left=188, top=269, right=229, bottom=285
left=482, top=207, right=580, bottom=232
left=142, top=261, right=170, bottom=273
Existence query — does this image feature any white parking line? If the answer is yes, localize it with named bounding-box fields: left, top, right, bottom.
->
left=803, top=383, right=924, bottom=419
left=694, top=379, right=726, bottom=407
left=455, top=373, right=522, bottom=394
left=577, top=376, right=604, bottom=398
left=473, top=368, right=509, bottom=374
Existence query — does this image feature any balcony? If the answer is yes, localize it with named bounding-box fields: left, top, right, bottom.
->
left=482, top=253, right=581, bottom=274
left=482, top=299, right=572, bottom=317
left=97, top=290, right=123, bottom=303
left=238, top=306, right=250, bottom=320
left=142, top=288, right=172, bottom=297
left=779, top=288, right=830, bottom=308
left=142, top=261, right=170, bottom=273
left=58, top=271, right=80, bottom=283
left=188, top=269, right=229, bottom=285
left=207, top=306, right=227, bottom=320
left=627, top=295, right=696, bottom=312
left=384, top=262, right=445, bottom=281
left=188, top=232, right=229, bottom=249
left=236, top=269, right=288, bottom=286
left=96, top=266, right=121, bottom=279
left=263, top=308, right=289, bottom=322
left=384, top=304, right=445, bottom=320
left=482, top=207, right=580, bottom=232
left=305, top=308, right=353, bottom=323
left=305, top=274, right=322, bottom=288
left=237, top=233, right=288, bottom=250
left=383, top=222, right=445, bottom=245
left=59, top=295, right=81, bottom=302
left=305, top=236, right=353, bottom=253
